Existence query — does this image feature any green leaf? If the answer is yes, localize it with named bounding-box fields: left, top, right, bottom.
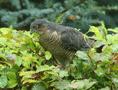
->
left=0, top=37, right=7, bottom=46
left=58, top=70, right=68, bottom=78
left=7, top=72, right=17, bottom=88
left=95, top=67, right=105, bottom=76
left=36, top=65, right=53, bottom=72
left=0, top=28, right=11, bottom=35
left=89, top=26, right=104, bottom=40
left=99, top=87, right=110, bottom=90
left=55, top=14, right=64, bottom=24
left=32, top=83, right=47, bottom=90
left=108, top=28, right=118, bottom=34
left=15, top=56, right=22, bottom=66
left=107, top=34, right=118, bottom=44
left=23, top=80, right=37, bottom=85
left=76, top=51, right=89, bottom=60
left=51, top=80, right=70, bottom=90
left=45, top=51, right=52, bottom=60
left=21, top=86, right=27, bottom=90
left=22, top=53, right=35, bottom=68
left=70, top=79, right=96, bottom=89
left=100, top=22, right=108, bottom=39
left=0, top=75, right=7, bottom=88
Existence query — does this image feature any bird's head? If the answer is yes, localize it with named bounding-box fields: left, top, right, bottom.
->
left=30, top=19, right=49, bottom=35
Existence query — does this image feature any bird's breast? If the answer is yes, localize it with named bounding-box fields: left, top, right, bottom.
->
left=39, top=31, right=75, bottom=60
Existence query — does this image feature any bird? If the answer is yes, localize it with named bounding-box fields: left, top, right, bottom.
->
left=30, top=19, right=94, bottom=67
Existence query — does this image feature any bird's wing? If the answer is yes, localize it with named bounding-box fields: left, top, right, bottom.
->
left=60, top=29, right=86, bottom=52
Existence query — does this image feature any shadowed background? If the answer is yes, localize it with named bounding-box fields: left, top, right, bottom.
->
left=0, top=0, right=117, bottom=33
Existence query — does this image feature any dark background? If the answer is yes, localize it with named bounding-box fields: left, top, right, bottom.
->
left=0, top=0, right=118, bottom=33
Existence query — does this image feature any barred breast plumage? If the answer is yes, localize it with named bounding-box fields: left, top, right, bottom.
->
left=39, top=30, right=75, bottom=66
left=30, top=19, right=94, bottom=67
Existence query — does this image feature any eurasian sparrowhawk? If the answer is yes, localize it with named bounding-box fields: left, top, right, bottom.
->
left=30, top=19, right=94, bottom=67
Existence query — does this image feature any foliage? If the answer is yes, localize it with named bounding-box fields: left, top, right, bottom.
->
left=0, top=25, right=118, bottom=90
left=0, top=0, right=117, bottom=32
